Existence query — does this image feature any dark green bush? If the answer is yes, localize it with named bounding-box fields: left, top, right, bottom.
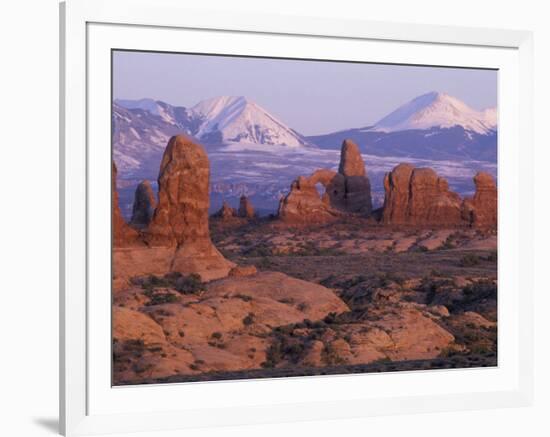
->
left=459, top=254, right=480, bottom=267
left=174, top=273, right=205, bottom=295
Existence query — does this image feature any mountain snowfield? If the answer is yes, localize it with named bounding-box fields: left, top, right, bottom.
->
left=373, top=91, right=497, bottom=134
left=190, top=96, right=311, bottom=148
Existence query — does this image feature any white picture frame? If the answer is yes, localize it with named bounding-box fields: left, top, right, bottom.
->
left=60, top=0, right=534, bottom=435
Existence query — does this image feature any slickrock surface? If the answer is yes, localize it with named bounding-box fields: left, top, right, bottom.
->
left=130, top=180, right=156, bottom=228
left=113, top=271, right=350, bottom=381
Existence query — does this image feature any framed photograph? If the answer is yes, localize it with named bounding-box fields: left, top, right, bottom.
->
left=60, top=0, right=534, bottom=435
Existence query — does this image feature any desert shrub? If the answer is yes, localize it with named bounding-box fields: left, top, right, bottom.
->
left=321, top=343, right=347, bottom=366
left=371, top=357, right=392, bottom=364
left=277, top=297, right=295, bottom=305
left=439, top=345, right=460, bottom=358
left=459, top=254, right=480, bottom=267
left=235, top=294, right=253, bottom=302
left=410, top=245, right=429, bottom=253
left=323, top=312, right=338, bottom=325
left=340, top=275, right=369, bottom=289
left=257, top=257, right=272, bottom=269
left=319, top=274, right=338, bottom=287
left=244, top=242, right=273, bottom=257
left=174, top=273, right=205, bottom=295
left=262, top=334, right=308, bottom=368
left=439, top=234, right=457, bottom=250
left=242, top=313, right=255, bottom=326
left=145, top=292, right=179, bottom=306
left=415, top=276, right=456, bottom=305
left=461, top=280, right=497, bottom=302
left=122, top=339, right=145, bottom=352
left=469, top=344, right=494, bottom=355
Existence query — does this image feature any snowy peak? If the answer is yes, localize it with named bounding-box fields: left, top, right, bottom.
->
left=191, top=96, right=311, bottom=148
left=115, top=96, right=312, bottom=149
left=374, top=91, right=497, bottom=134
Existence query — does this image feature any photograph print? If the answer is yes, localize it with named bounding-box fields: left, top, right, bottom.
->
left=112, top=50, right=498, bottom=385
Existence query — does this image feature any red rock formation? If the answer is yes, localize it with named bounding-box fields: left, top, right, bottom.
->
left=278, top=139, right=372, bottom=222
left=130, top=180, right=156, bottom=228
left=462, top=172, right=497, bottom=228
left=277, top=170, right=345, bottom=223
left=238, top=195, right=255, bottom=218
left=214, top=201, right=237, bottom=220
left=146, top=135, right=211, bottom=245
left=339, top=139, right=372, bottom=214
left=114, top=135, right=234, bottom=284
left=112, top=162, right=139, bottom=246
left=382, top=164, right=463, bottom=226
left=339, top=139, right=366, bottom=177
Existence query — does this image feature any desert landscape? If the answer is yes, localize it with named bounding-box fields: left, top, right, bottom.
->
left=112, top=51, right=497, bottom=385
left=112, top=134, right=497, bottom=385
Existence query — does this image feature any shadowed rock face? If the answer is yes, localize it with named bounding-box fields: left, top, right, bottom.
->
left=462, top=172, right=497, bottom=228
left=238, top=195, right=255, bottom=218
left=339, top=140, right=372, bottom=215
left=112, top=162, right=139, bottom=247
left=278, top=139, right=372, bottom=222
left=382, top=164, right=463, bottom=226
left=130, top=180, right=156, bottom=228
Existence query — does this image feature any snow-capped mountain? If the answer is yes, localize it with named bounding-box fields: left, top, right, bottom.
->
left=113, top=95, right=313, bottom=177
left=373, top=91, right=497, bottom=134
left=309, top=91, right=497, bottom=162
left=115, top=95, right=312, bottom=149
left=190, top=96, right=312, bottom=148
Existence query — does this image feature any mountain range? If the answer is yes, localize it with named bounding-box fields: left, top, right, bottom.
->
left=113, top=92, right=497, bottom=217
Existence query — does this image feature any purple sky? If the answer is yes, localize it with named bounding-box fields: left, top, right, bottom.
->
left=113, top=50, right=497, bottom=136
